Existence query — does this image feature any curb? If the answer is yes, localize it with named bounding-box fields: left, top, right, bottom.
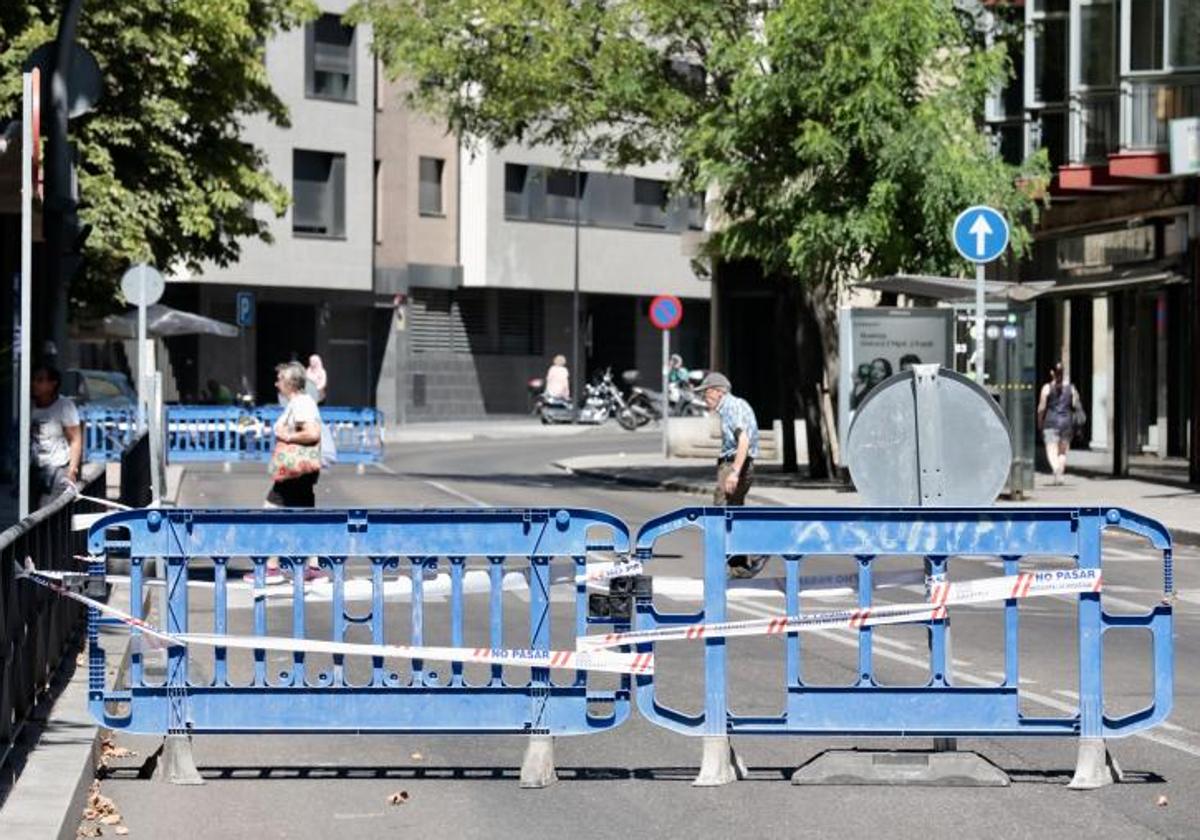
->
left=553, top=462, right=786, bottom=505
left=555, top=462, right=1200, bottom=547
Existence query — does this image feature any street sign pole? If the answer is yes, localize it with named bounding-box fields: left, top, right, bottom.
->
left=975, top=262, right=986, bottom=382
left=662, top=328, right=670, bottom=458
left=18, top=72, right=34, bottom=519
left=121, top=264, right=165, bottom=436
left=137, top=297, right=147, bottom=432
left=952, top=206, right=1009, bottom=386
left=648, top=294, right=684, bottom=458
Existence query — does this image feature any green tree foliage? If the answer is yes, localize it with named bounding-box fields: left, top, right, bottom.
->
left=0, top=0, right=315, bottom=313
left=356, top=0, right=1049, bottom=473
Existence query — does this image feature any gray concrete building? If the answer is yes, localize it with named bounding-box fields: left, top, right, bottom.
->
left=167, top=0, right=379, bottom=406
left=165, top=3, right=711, bottom=420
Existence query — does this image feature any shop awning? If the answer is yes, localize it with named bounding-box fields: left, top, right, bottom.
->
left=858, top=266, right=1187, bottom=303
left=854, top=274, right=1054, bottom=303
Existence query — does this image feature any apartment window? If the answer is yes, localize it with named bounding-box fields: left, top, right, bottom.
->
left=373, top=159, right=383, bottom=244
left=686, top=193, right=705, bottom=230
left=418, top=156, right=444, bottom=216
left=504, top=164, right=530, bottom=219
left=293, top=149, right=346, bottom=237
left=1080, top=2, right=1116, bottom=86
left=306, top=13, right=355, bottom=101
left=1032, top=18, right=1068, bottom=103
left=544, top=168, right=584, bottom=222
left=1172, top=0, right=1200, bottom=67
left=633, top=178, right=669, bottom=228
left=1130, top=0, right=1166, bottom=70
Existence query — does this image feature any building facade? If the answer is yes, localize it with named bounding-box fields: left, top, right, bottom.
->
left=985, top=0, right=1199, bottom=483
left=170, top=3, right=711, bottom=420
left=168, top=1, right=379, bottom=406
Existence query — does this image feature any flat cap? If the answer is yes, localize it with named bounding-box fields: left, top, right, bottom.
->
left=698, top=372, right=731, bottom=391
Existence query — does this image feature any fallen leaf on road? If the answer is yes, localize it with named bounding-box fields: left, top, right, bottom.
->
left=1156, top=795, right=1169, bottom=807
left=387, top=790, right=410, bottom=805
left=101, top=815, right=122, bottom=825
left=115, top=827, right=130, bottom=836
left=100, top=736, right=137, bottom=760
left=77, top=826, right=101, bottom=838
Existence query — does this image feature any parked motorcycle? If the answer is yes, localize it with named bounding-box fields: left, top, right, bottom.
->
left=528, top=377, right=577, bottom=424
left=621, top=369, right=708, bottom=424
left=528, top=369, right=639, bottom=428
left=579, top=368, right=640, bottom=429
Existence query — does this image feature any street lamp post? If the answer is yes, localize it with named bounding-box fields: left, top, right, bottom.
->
left=571, top=164, right=581, bottom=410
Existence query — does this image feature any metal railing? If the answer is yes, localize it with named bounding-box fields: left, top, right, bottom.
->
left=1121, top=74, right=1200, bottom=150
left=0, top=465, right=106, bottom=776
left=1070, top=90, right=1119, bottom=164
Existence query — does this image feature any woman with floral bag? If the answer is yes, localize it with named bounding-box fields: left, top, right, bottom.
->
left=246, top=361, right=325, bottom=584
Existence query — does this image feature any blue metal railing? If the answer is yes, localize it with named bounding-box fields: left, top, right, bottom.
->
left=80, top=405, right=384, bottom=465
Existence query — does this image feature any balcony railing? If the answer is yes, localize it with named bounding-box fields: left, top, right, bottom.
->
left=1121, top=75, right=1200, bottom=151
left=1069, top=90, right=1118, bottom=164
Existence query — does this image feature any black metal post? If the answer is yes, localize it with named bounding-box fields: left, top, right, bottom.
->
left=45, top=0, right=85, bottom=365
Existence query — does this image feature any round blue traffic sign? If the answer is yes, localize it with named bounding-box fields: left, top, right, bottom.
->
left=952, top=205, right=1010, bottom=264
left=649, top=295, right=683, bottom=330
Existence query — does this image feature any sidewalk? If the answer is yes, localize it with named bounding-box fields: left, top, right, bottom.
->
left=384, top=416, right=655, bottom=444
left=555, top=452, right=1200, bottom=545
left=0, top=464, right=185, bottom=839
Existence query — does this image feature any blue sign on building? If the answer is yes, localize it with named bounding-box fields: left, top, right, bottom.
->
left=236, top=291, right=255, bottom=328
left=952, top=205, right=1010, bottom=264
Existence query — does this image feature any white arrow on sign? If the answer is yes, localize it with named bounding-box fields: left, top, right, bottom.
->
left=968, top=213, right=993, bottom=257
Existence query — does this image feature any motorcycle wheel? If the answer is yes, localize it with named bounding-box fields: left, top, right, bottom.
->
left=616, top=408, right=639, bottom=431
left=629, top=395, right=657, bottom=426
left=680, top=401, right=704, bottom=417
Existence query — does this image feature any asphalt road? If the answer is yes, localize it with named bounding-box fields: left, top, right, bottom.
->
left=92, top=430, right=1200, bottom=839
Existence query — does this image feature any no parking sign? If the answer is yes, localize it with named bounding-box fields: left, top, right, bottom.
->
left=648, top=295, right=683, bottom=330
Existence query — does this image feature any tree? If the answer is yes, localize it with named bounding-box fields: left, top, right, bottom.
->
left=355, top=0, right=1049, bottom=476
left=0, top=0, right=315, bottom=317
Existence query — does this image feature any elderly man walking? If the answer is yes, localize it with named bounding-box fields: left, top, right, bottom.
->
left=699, top=372, right=765, bottom=578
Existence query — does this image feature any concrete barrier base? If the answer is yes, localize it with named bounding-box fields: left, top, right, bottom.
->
left=692, top=735, right=747, bottom=786
left=143, top=734, right=204, bottom=785
left=791, top=749, right=1010, bottom=787
left=1068, top=738, right=1123, bottom=789
left=519, top=735, right=557, bottom=788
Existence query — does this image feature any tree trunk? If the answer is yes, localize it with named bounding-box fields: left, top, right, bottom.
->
left=796, top=282, right=837, bottom=480
left=775, top=276, right=799, bottom=472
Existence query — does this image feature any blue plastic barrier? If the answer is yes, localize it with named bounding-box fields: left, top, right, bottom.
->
left=252, top=405, right=385, bottom=464
left=631, top=506, right=1173, bottom=785
left=85, top=506, right=631, bottom=782
left=78, top=504, right=1174, bottom=788
left=165, top=406, right=255, bottom=463
left=80, top=406, right=137, bottom=463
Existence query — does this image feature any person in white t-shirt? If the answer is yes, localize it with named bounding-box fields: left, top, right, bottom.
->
left=251, top=361, right=325, bottom=584
left=544, top=354, right=570, bottom=400
left=30, top=365, right=82, bottom=509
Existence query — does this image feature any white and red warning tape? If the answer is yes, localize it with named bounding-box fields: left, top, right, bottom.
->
left=577, top=568, right=1102, bottom=652
left=15, top=560, right=652, bottom=675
